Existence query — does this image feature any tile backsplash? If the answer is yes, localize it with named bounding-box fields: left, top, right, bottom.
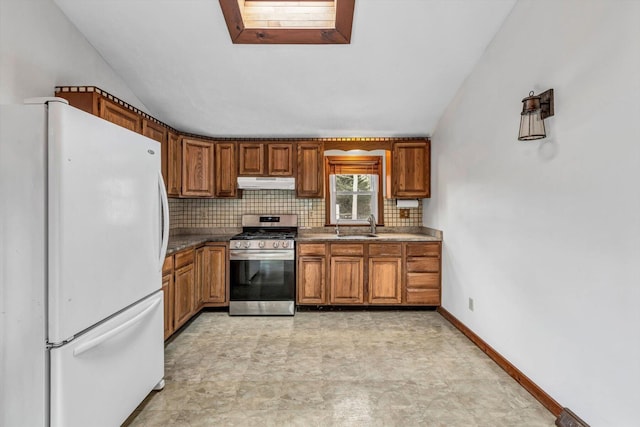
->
left=169, top=191, right=422, bottom=229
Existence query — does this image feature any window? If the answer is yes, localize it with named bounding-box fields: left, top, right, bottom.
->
left=325, top=156, right=383, bottom=225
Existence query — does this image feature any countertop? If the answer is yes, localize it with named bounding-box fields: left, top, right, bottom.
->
left=167, top=232, right=236, bottom=255
left=167, top=226, right=442, bottom=255
left=296, top=232, right=441, bottom=242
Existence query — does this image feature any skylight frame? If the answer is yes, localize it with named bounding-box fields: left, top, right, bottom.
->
left=219, top=0, right=355, bottom=44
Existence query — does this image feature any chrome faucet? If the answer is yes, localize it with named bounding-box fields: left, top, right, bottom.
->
left=368, top=214, right=376, bottom=235
left=335, top=217, right=341, bottom=235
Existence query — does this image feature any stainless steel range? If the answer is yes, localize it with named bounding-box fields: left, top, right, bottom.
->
left=229, top=214, right=297, bottom=316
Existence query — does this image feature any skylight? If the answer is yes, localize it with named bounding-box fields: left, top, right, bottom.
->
left=219, top=0, right=355, bottom=44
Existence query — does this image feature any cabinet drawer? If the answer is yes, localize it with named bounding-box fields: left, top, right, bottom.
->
left=406, top=242, right=441, bottom=257
left=330, top=244, right=364, bottom=256
left=406, top=289, right=440, bottom=305
left=174, top=249, right=195, bottom=269
left=298, top=243, right=326, bottom=256
left=368, top=243, right=402, bottom=257
left=162, top=255, right=174, bottom=275
left=407, top=257, right=440, bottom=273
left=406, top=272, right=440, bottom=289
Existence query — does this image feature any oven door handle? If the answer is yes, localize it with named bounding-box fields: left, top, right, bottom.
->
left=230, top=250, right=295, bottom=261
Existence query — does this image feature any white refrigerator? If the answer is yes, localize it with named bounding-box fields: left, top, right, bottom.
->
left=0, top=98, right=169, bottom=427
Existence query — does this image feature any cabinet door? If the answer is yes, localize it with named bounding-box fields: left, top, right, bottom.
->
left=182, top=138, right=214, bottom=197
left=98, top=98, right=141, bottom=133
left=174, top=263, right=195, bottom=329
left=268, top=143, right=294, bottom=176
left=368, top=257, right=402, bottom=304
left=297, top=256, right=326, bottom=304
left=198, top=245, right=227, bottom=304
left=392, top=141, right=430, bottom=198
left=296, top=142, right=324, bottom=198
left=167, top=132, right=182, bottom=197
left=330, top=256, right=364, bottom=304
left=238, top=143, right=264, bottom=175
left=142, top=120, right=168, bottom=187
left=215, top=143, right=238, bottom=198
left=161, top=273, right=174, bottom=339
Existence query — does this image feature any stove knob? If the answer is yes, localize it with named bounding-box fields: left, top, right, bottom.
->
left=243, top=242, right=251, bottom=249
left=258, top=241, right=265, bottom=248
left=234, top=242, right=242, bottom=249
left=272, top=241, right=280, bottom=248
left=282, top=241, right=289, bottom=248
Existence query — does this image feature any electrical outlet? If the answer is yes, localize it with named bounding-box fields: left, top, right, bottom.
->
left=399, top=209, right=410, bottom=218
left=468, top=298, right=474, bottom=311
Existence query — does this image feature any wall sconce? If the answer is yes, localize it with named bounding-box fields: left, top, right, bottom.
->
left=518, top=89, right=554, bottom=141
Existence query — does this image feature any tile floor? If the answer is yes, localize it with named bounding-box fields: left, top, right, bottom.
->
left=125, top=311, right=555, bottom=426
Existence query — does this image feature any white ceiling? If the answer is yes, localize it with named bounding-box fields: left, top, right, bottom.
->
left=53, top=0, right=516, bottom=137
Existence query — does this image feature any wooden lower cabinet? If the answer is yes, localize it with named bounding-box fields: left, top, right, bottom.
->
left=368, top=257, right=402, bottom=304
left=405, top=242, right=441, bottom=305
left=297, top=241, right=441, bottom=307
left=330, top=257, right=364, bottom=304
left=329, top=243, right=364, bottom=304
left=174, top=263, right=195, bottom=329
left=162, top=256, right=175, bottom=340
left=163, top=243, right=228, bottom=340
left=297, top=243, right=327, bottom=304
left=173, top=249, right=196, bottom=330
left=368, top=243, right=402, bottom=304
left=298, top=256, right=326, bottom=304
left=197, top=244, right=228, bottom=305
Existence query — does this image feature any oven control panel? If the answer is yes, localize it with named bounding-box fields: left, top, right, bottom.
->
left=231, top=240, right=295, bottom=250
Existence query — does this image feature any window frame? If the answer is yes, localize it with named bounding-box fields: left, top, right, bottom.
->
left=324, top=156, right=384, bottom=226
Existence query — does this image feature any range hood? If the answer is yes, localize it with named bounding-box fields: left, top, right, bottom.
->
left=237, top=177, right=296, bottom=190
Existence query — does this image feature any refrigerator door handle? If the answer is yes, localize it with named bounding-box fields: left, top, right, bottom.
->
left=158, top=171, right=170, bottom=271
left=72, top=298, right=161, bottom=357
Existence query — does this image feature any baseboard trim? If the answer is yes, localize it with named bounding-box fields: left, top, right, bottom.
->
left=437, top=307, right=563, bottom=417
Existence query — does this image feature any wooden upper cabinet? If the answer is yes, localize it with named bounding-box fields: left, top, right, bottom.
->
left=98, top=98, right=142, bottom=133
left=238, top=142, right=294, bottom=177
left=142, top=119, right=168, bottom=187
left=296, top=142, right=324, bottom=198
left=392, top=141, right=430, bottom=199
left=167, top=132, right=182, bottom=197
left=215, top=142, right=237, bottom=198
left=238, top=143, right=264, bottom=176
left=267, top=143, right=294, bottom=176
left=182, top=137, right=214, bottom=197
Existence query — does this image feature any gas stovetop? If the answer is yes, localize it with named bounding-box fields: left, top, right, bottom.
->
left=230, top=214, right=297, bottom=250
left=231, top=230, right=297, bottom=241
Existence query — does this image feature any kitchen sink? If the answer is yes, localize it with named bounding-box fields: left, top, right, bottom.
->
left=337, top=233, right=379, bottom=238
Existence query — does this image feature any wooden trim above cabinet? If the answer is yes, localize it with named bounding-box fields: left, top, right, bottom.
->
left=55, top=87, right=431, bottom=202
